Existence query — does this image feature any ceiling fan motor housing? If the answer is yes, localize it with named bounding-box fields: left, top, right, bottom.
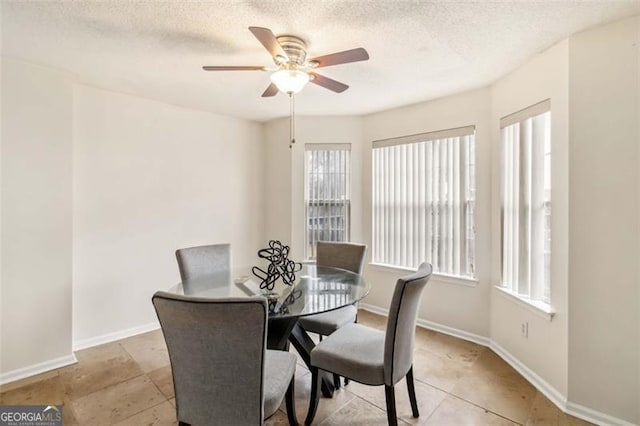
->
left=276, top=35, right=307, bottom=67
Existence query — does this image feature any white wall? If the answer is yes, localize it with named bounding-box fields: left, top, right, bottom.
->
left=263, top=118, right=293, bottom=247
left=263, top=116, right=365, bottom=260
left=568, top=16, right=639, bottom=424
left=72, top=85, right=264, bottom=344
left=1, top=60, right=74, bottom=375
left=489, top=40, right=570, bottom=397
left=290, top=116, right=365, bottom=260
left=362, top=88, right=492, bottom=337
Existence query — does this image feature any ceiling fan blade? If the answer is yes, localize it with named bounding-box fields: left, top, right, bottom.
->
left=309, top=72, right=349, bottom=93
left=249, top=26, right=288, bottom=60
left=202, top=66, right=265, bottom=71
left=309, top=48, right=369, bottom=68
left=261, top=83, right=279, bottom=97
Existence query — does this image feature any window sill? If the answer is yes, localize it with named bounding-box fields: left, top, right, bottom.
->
left=493, top=285, right=555, bottom=321
left=368, top=263, right=478, bottom=288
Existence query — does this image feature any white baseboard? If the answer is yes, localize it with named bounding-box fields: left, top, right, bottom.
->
left=0, top=354, right=77, bottom=386
left=73, top=321, right=160, bottom=351
left=565, top=402, right=637, bottom=426
left=359, top=302, right=633, bottom=426
left=358, top=303, right=389, bottom=317
left=359, top=303, right=490, bottom=347
left=417, top=318, right=490, bottom=347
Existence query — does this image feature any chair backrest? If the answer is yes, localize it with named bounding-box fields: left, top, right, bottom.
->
left=175, top=243, right=231, bottom=281
left=152, top=292, right=267, bottom=425
left=316, top=241, right=367, bottom=274
left=383, top=262, right=433, bottom=386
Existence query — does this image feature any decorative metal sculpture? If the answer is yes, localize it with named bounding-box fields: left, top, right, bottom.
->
left=263, top=288, right=303, bottom=315
left=277, top=288, right=303, bottom=315
left=252, top=240, right=302, bottom=292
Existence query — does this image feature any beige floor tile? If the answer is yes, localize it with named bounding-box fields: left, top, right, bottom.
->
left=59, top=348, right=144, bottom=400
left=425, top=395, right=517, bottom=425
left=113, top=400, right=176, bottom=426
left=282, top=369, right=356, bottom=425
left=2, top=309, right=596, bottom=426
left=74, top=341, right=127, bottom=364
left=416, top=331, right=486, bottom=365
left=345, top=378, right=447, bottom=424
left=265, top=409, right=293, bottom=425
left=414, top=327, right=438, bottom=345
left=62, top=396, right=81, bottom=426
left=148, top=366, right=174, bottom=399
left=119, top=330, right=170, bottom=373
left=0, top=375, right=65, bottom=405
left=526, top=393, right=594, bottom=426
left=450, top=351, right=537, bottom=424
left=470, top=348, right=521, bottom=379
left=357, top=309, right=387, bottom=331
left=71, top=375, right=165, bottom=426
left=412, top=347, right=470, bottom=392
left=526, top=391, right=563, bottom=425
left=0, top=370, right=59, bottom=393
left=319, top=396, right=402, bottom=426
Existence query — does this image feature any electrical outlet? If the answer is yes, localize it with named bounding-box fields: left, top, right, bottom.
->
left=521, top=322, right=529, bottom=338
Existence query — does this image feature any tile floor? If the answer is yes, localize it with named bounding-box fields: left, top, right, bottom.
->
left=0, top=310, right=591, bottom=425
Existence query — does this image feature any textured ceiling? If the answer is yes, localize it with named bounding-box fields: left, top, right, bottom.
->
left=2, top=1, right=639, bottom=122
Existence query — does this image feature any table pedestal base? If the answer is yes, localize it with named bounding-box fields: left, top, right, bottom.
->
left=268, top=318, right=335, bottom=398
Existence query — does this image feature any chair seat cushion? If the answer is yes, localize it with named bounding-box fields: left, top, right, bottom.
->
left=298, top=305, right=358, bottom=336
left=311, top=323, right=385, bottom=386
left=263, top=350, right=296, bottom=419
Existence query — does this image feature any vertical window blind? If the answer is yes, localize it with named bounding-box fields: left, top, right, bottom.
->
left=372, top=126, right=476, bottom=278
left=304, top=144, right=351, bottom=259
left=501, top=100, right=551, bottom=303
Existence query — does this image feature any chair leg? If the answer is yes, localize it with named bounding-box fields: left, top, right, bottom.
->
left=406, top=366, right=419, bottom=418
left=305, top=367, right=321, bottom=425
left=333, top=373, right=341, bottom=389
left=384, top=385, right=398, bottom=426
left=348, top=310, right=355, bottom=387
left=285, top=376, right=298, bottom=426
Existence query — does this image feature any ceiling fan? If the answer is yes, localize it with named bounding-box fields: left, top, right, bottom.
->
left=202, top=27, right=369, bottom=97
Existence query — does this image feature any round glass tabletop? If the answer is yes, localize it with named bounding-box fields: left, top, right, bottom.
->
left=167, top=264, right=370, bottom=319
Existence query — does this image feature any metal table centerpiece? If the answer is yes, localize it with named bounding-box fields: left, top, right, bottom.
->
left=252, top=240, right=302, bottom=313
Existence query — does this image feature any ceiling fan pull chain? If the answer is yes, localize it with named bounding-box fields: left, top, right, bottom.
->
left=289, top=93, right=296, bottom=149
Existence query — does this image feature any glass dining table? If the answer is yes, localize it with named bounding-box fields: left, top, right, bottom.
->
left=167, top=264, right=370, bottom=397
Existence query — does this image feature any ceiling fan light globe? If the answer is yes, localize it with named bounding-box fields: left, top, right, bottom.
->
left=270, top=70, right=310, bottom=94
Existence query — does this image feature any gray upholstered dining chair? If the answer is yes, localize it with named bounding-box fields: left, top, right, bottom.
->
left=175, top=243, right=231, bottom=281
left=304, top=263, right=433, bottom=426
left=298, top=241, right=366, bottom=336
left=297, top=241, right=367, bottom=388
left=152, top=292, right=298, bottom=426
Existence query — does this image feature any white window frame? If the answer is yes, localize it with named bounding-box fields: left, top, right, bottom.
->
left=500, top=99, right=552, bottom=307
left=304, top=144, right=351, bottom=260
left=371, top=126, right=476, bottom=280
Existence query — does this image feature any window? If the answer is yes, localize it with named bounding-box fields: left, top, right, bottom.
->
left=372, top=126, right=476, bottom=278
left=501, top=100, right=551, bottom=303
left=304, top=144, right=351, bottom=259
